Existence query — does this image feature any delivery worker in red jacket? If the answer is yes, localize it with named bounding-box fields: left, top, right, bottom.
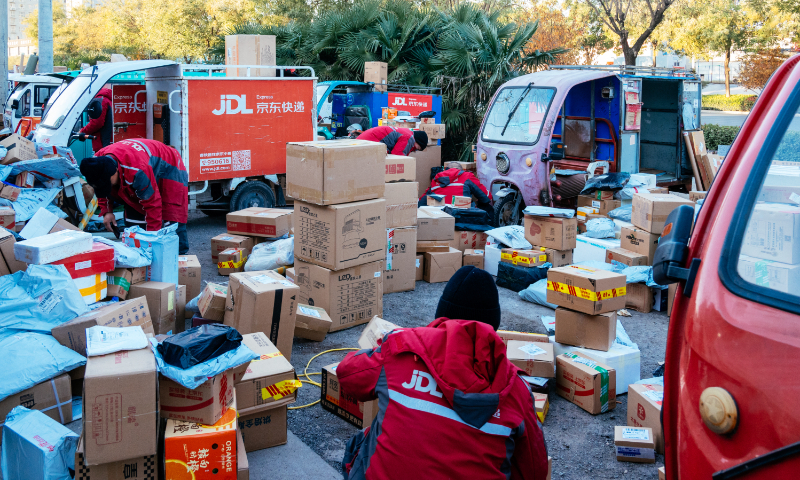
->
left=79, top=138, right=190, bottom=254
left=79, top=87, right=114, bottom=153
left=338, top=266, right=548, bottom=479
left=357, top=125, right=428, bottom=156
left=420, top=167, right=494, bottom=215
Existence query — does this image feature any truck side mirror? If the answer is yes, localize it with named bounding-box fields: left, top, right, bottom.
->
left=653, top=205, right=700, bottom=295
left=549, top=141, right=564, bottom=161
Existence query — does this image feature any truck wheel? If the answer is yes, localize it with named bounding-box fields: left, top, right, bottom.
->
left=493, top=191, right=525, bottom=227
left=230, top=181, right=276, bottom=212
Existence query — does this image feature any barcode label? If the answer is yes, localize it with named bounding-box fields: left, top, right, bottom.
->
left=75, top=260, right=92, bottom=270
left=38, top=291, right=62, bottom=314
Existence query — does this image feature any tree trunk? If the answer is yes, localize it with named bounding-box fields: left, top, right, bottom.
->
left=652, top=41, right=657, bottom=67
left=724, top=47, right=731, bottom=98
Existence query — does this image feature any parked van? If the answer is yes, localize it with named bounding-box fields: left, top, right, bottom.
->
left=3, top=74, right=65, bottom=134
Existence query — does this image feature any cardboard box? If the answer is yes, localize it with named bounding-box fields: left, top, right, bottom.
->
left=507, top=341, right=555, bottom=378
left=453, top=230, right=488, bottom=251
left=627, top=383, right=664, bottom=454
left=578, top=195, right=621, bottom=216
left=614, top=426, right=655, bottom=463
left=536, top=247, right=573, bottom=268
left=294, top=198, right=386, bottom=271
left=75, top=434, right=159, bottom=480
left=0, top=229, right=26, bottom=274
left=294, top=304, right=333, bottom=342
left=0, top=133, right=37, bottom=164
left=224, top=270, right=299, bottom=360
left=605, top=247, right=649, bottom=266
left=555, top=351, right=617, bottom=414
left=107, top=268, right=133, bottom=299
left=128, top=281, right=176, bottom=335
left=15, top=171, right=35, bottom=188
left=554, top=308, right=616, bottom=351
left=357, top=316, right=400, bottom=349
left=420, top=123, right=446, bottom=140
left=659, top=466, right=666, bottom=480
left=524, top=215, right=578, bottom=250
left=225, top=34, right=276, bottom=77
left=178, top=255, right=202, bottom=301
left=83, top=348, right=158, bottom=465
left=743, top=203, right=800, bottom=264
left=226, top=208, right=292, bottom=238
left=164, top=405, right=238, bottom=477
left=424, top=247, right=462, bottom=283
left=385, top=155, right=416, bottom=183
left=0, top=208, right=15, bottom=231
left=75, top=271, right=108, bottom=305
left=667, top=283, right=677, bottom=316
left=176, top=285, right=186, bottom=330
left=385, top=226, right=417, bottom=294
left=626, top=283, right=654, bottom=313
left=384, top=181, right=418, bottom=228
left=631, top=193, right=694, bottom=234
left=416, top=240, right=451, bottom=252
left=426, top=195, right=445, bottom=207
left=533, top=392, right=549, bottom=424
left=160, top=371, right=234, bottom=425
left=285, top=267, right=296, bottom=283
left=758, top=185, right=800, bottom=204
left=501, top=248, right=548, bottom=268
left=364, top=61, right=388, bottom=91
left=218, top=248, right=247, bottom=275
left=286, top=140, right=386, bottom=205
left=410, top=146, right=441, bottom=198
left=52, top=297, right=154, bottom=355
left=293, top=260, right=383, bottom=332
left=415, top=254, right=423, bottom=281
left=198, top=283, right=228, bottom=321
left=445, top=161, right=476, bottom=172
left=234, top=332, right=297, bottom=413
left=237, top=430, right=249, bottom=480
left=238, top=405, right=287, bottom=452
left=417, top=207, right=455, bottom=241
left=320, top=363, right=379, bottom=429
left=0, top=374, right=72, bottom=432
left=449, top=195, right=471, bottom=209
left=496, top=330, right=549, bottom=345
left=463, top=249, right=484, bottom=269
left=689, top=190, right=707, bottom=202
left=619, top=226, right=660, bottom=265
left=547, top=266, right=626, bottom=315
left=0, top=183, right=20, bottom=201
left=211, top=234, right=256, bottom=262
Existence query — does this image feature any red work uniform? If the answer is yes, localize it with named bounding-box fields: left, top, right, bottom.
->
left=338, top=318, right=548, bottom=480
left=96, top=139, right=188, bottom=231
left=79, top=88, right=113, bottom=152
left=357, top=126, right=418, bottom=156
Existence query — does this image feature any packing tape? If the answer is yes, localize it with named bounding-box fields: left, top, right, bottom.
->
left=251, top=351, right=284, bottom=362
left=218, top=255, right=248, bottom=269
left=562, top=353, right=610, bottom=413
left=0, top=379, right=69, bottom=427
left=107, top=276, right=131, bottom=292
left=547, top=281, right=626, bottom=302
left=261, top=379, right=302, bottom=401
left=79, top=274, right=108, bottom=302
left=501, top=252, right=547, bottom=266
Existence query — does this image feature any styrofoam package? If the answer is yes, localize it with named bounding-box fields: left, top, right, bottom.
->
left=73, top=272, right=108, bottom=305
left=551, top=337, right=641, bottom=394
left=14, top=229, right=92, bottom=265
left=574, top=235, right=620, bottom=264
left=629, top=173, right=657, bottom=189
left=484, top=242, right=502, bottom=276
left=19, top=208, right=63, bottom=239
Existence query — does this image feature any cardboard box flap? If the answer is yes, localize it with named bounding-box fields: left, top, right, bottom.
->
left=237, top=271, right=297, bottom=293
left=358, top=316, right=400, bottom=349
left=559, top=351, right=614, bottom=376
left=239, top=333, right=294, bottom=382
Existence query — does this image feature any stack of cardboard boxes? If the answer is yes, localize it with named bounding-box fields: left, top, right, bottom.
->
left=384, top=154, right=419, bottom=293
left=416, top=206, right=460, bottom=283
left=213, top=206, right=293, bottom=276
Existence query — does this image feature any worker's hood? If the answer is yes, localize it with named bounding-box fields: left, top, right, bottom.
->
left=96, top=88, right=113, bottom=101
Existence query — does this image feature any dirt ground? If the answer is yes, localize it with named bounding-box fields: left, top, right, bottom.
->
left=186, top=210, right=668, bottom=479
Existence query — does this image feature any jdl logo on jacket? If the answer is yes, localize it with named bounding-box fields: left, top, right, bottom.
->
left=401, top=370, right=443, bottom=398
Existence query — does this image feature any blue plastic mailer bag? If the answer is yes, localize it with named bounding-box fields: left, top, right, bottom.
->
left=0, top=332, right=86, bottom=402
left=149, top=338, right=258, bottom=390
left=521, top=206, right=575, bottom=219
left=122, top=224, right=178, bottom=285
left=1, top=405, right=79, bottom=480
left=518, top=279, right=558, bottom=309
left=93, top=237, right=152, bottom=268
left=0, top=264, right=89, bottom=340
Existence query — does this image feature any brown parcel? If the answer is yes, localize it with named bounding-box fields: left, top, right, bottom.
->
left=75, top=434, right=158, bottom=480
left=83, top=348, right=158, bottom=465
left=106, top=268, right=133, bottom=300
left=496, top=330, right=549, bottom=345
left=0, top=229, right=27, bottom=274
left=0, top=184, right=20, bottom=202
left=175, top=285, right=186, bottom=332
left=453, top=230, right=488, bottom=251
left=128, top=281, right=176, bottom=335
left=178, top=254, right=202, bottom=302
left=524, top=215, right=578, bottom=250
left=547, top=265, right=627, bottom=315
left=0, top=208, right=15, bottom=233
left=0, top=374, right=72, bottom=437
left=293, top=198, right=386, bottom=271
left=420, top=123, right=446, bottom=140
left=238, top=405, right=288, bottom=452
left=159, top=370, right=233, bottom=425
left=659, top=467, right=666, bottom=480
left=424, top=247, right=462, bottom=283
left=416, top=240, right=450, bottom=253
left=463, top=249, right=484, bottom=269
left=357, top=316, right=400, bottom=349
left=538, top=247, right=573, bottom=268
left=415, top=254, right=424, bottom=281
left=210, top=234, right=256, bottom=262
left=294, top=304, right=333, bottom=342
left=384, top=181, right=418, bottom=228
left=285, top=267, right=296, bottom=284
left=286, top=140, right=386, bottom=205
left=52, top=297, right=154, bottom=355
left=417, top=207, right=455, bottom=241
left=619, top=226, right=661, bottom=265
left=224, top=270, right=299, bottom=360
left=554, top=308, right=616, bottom=352
left=555, top=352, right=616, bottom=415
left=626, top=283, right=654, bottom=313
left=577, top=195, right=622, bottom=216
left=364, top=61, right=388, bottom=91
left=385, top=154, right=416, bottom=183
left=690, top=190, right=707, bottom=202
left=614, top=426, right=656, bottom=464
left=293, top=259, right=383, bottom=332
left=0, top=133, right=37, bottom=164
left=630, top=193, right=693, bottom=234
left=410, top=145, right=442, bottom=198
left=627, top=383, right=664, bottom=454
left=501, top=248, right=547, bottom=268
left=385, top=226, right=417, bottom=294
left=225, top=207, right=292, bottom=238
left=234, top=332, right=297, bottom=414
left=237, top=429, right=249, bottom=480
left=218, top=248, right=246, bottom=276
left=198, top=283, right=228, bottom=321
left=605, top=247, right=649, bottom=267
left=426, top=195, right=446, bottom=207
left=320, top=363, right=379, bottom=429
left=506, top=341, right=555, bottom=378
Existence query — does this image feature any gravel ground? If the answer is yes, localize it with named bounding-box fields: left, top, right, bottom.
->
left=186, top=209, right=668, bottom=479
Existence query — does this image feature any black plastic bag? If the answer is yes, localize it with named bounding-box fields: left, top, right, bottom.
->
left=580, top=172, right=631, bottom=195
left=157, top=324, right=243, bottom=369
left=443, top=206, right=492, bottom=231
left=495, top=262, right=549, bottom=293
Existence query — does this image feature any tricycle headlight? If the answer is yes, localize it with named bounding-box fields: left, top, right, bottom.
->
left=496, top=153, right=510, bottom=175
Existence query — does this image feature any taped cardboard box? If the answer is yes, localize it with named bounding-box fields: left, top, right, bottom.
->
left=410, top=145, right=442, bottom=198
left=0, top=229, right=27, bottom=274
left=129, top=281, right=177, bottom=335
left=234, top=332, right=297, bottom=413
left=552, top=340, right=639, bottom=395
left=237, top=430, right=249, bottom=480
left=385, top=155, right=416, bottom=183
left=385, top=181, right=418, bottom=228
left=358, top=316, right=400, bottom=349
left=218, top=248, right=247, bottom=275
left=424, top=247, right=462, bottom=283
left=321, top=363, right=379, bottom=429
left=416, top=240, right=450, bottom=252
left=0, top=374, right=72, bottom=436
left=15, top=171, right=35, bottom=188
left=0, top=183, right=20, bottom=201
left=198, top=283, right=228, bottom=321
left=689, top=190, right=707, bottom=202
left=226, top=208, right=292, bottom=238
left=211, top=234, right=256, bottom=262
left=631, top=193, right=693, bottom=234
left=524, top=215, right=578, bottom=250
left=742, top=203, right=800, bottom=264
left=659, top=466, right=666, bottom=480
left=415, top=254, right=423, bottom=281
left=294, top=198, right=386, bottom=271
left=555, top=352, right=616, bottom=414
left=238, top=405, right=287, bottom=452
left=160, top=370, right=234, bottom=425
left=627, top=384, right=664, bottom=454
left=0, top=208, right=15, bottom=231
left=420, top=123, right=446, bottom=140
left=619, top=226, right=660, bottom=265
left=164, top=403, right=238, bottom=476
left=386, top=226, right=417, bottom=294
left=501, top=248, right=547, bottom=268
left=426, top=195, right=445, bottom=207
left=614, top=426, right=655, bottom=463
left=83, top=348, right=158, bottom=465
left=225, top=34, right=276, bottom=77
left=605, top=247, right=648, bottom=267
left=294, top=304, right=333, bottom=342
left=554, top=308, right=616, bottom=352
left=626, top=283, right=654, bottom=313
left=107, top=268, right=133, bottom=299
left=496, top=330, right=549, bottom=345
left=507, top=341, right=555, bottom=378
left=0, top=133, right=37, bottom=164
left=364, top=61, right=388, bottom=91
left=453, top=230, right=488, bottom=251
left=547, top=266, right=626, bottom=315
left=417, top=207, right=455, bottom=241
left=286, top=140, right=386, bottom=205
left=75, top=434, right=159, bottom=480
left=449, top=195, right=472, bottom=209
left=533, top=392, right=549, bottom=424
left=75, top=271, right=108, bottom=305
left=534, top=247, right=573, bottom=268
left=463, top=249, right=484, bottom=269
left=578, top=195, right=622, bottom=216
left=293, top=259, right=383, bottom=332
left=178, top=255, right=202, bottom=302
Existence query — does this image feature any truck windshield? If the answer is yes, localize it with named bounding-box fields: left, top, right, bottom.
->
left=40, top=75, right=93, bottom=129
left=482, top=86, right=556, bottom=145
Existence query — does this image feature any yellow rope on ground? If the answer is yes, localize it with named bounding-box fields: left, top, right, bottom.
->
left=288, top=348, right=359, bottom=410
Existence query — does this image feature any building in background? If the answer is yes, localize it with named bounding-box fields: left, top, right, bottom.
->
left=65, top=0, right=104, bottom=16
left=7, top=0, right=68, bottom=59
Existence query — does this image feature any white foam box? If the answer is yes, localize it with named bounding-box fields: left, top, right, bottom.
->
left=551, top=337, right=640, bottom=394
left=630, top=173, right=657, bottom=189
left=574, top=235, right=621, bottom=264
left=484, top=243, right=502, bottom=276
left=14, top=229, right=93, bottom=265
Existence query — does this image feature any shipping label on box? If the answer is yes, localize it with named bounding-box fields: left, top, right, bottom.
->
left=385, top=155, right=416, bottom=183
left=605, top=247, right=649, bottom=267
left=614, top=426, right=655, bottom=463
left=386, top=227, right=417, bottom=294
left=630, top=193, right=693, bottom=234
left=320, top=363, right=379, bottom=429
left=424, top=247, right=462, bottom=283
left=555, top=352, right=616, bottom=415
left=507, top=341, right=555, bottom=378
left=211, top=234, right=255, bottom=261
left=619, top=227, right=660, bottom=264
left=501, top=248, right=547, bottom=268
left=627, top=384, right=664, bottom=454
left=417, top=207, right=455, bottom=241
left=525, top=216, right=577, bottom=250
left=226, top=208, right=292, bottom=238
left=384, top=182, right=418, bottom=228
left=554, top=308, right=616, bottom=352
left=160, top=371, right=233, bottom=425
left=547, top=266, right=626, bottom=315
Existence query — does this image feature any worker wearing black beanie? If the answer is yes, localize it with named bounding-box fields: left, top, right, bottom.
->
left=435, top=265, right=501, bottom=330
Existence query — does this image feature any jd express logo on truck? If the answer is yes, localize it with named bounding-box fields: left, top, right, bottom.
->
left=212, top=95, right=253, bottom=115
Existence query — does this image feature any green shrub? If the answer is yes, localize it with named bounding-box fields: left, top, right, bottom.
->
left=702, top=124, right=740, bottom=151
left=702, top=94, right=757, bottom=112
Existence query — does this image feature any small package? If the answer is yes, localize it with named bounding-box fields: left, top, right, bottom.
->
left=0, top=208, right=15, bottom=232
left=357, top=316, right=400, bottom=349
left=626, top=283, right=655, bottom=313
left=555, top=352, right=616, bottom=414
left=614, top=426, right=655, bottom=463
left=496, top=330, right=549, bottom=345
left=234, top=333, right=298, bottom=414
left=453, top=230, right=489, bottom=252
left=178, top=255, right=202, bottom=301
left=450, top=195, right=472, bottom=209
left=547, top=266, right=627, bottom=315
left=320, top=363, right=379, bottom=429
left=218, top=248, right=247, bottom=275
left=463, top=249, right=484, bottom=269
left=160, top=370, right=234, bottom=425
left=0, top=184, right=20, bottom=201
left=164, top=404, right=238, bottom=478
left=538, top=247, right=573, bottom=268
left=416, top=240, right=451, bottom=253
left=619, top=226, right=660, bottom=265
left=1, top=406, right=79, bottom=480
left=630, top=193, right=693, bottom=234
left=578, top=195, right=621, bottom=216
left=627, top=383, right=664, bottom=453
left=533, top=392, right=549, bottom=423
left=15, top=171, right=35, bottom=188
left=74, top=272, right=108, bottom=305
left=605, top=247, right=648, bottom=267
left=0, top=134, right=37, bottom=164
left=507, top=341, right=555, bottom=378
left=211, top=234, right=256, bottom=262
left=226, top=208, right=292, bottom=238
left=424, top=247, right=462, bottom=283
left=122, top=224, right=179, bottom=285
left=198, top=283, right=228, bottom=321
left=524, top=215, right=577, bottom=250
left=238, top=405, right=287, bottom=452
left=294, top=304, right=333, bottom=342
left=554, top=308, right=616, bottom=352
left=417, top=207, right=455, bottom=241
left=106, top=268, right=133, bottom=299
left=500, top=248, right=547, bottom=268
left=420, top=123, right=446, bottom=140
left=385, top=155, right=416, bottom=183
left=14, top=229, right=92, bottom=265
left=85, top=325, right=149, bottom=356
left=128, top=281, right=177, bottom=335
left=158, top=324, right=242, bottom=369
left=426, top=195, right=445, bottom=207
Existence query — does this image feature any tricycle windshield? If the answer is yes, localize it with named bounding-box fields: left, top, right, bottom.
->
left=40, top=75, right=93, bottom=129
left=481, top=86, right=555, bottom=145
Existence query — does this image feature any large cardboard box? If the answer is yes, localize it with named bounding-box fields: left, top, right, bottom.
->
left=631, top=193, right=693, bottom=234
left=463, top=249, right=484, bottom=269
left=524, top=215, right=578, bottom=250
left=364, top=61, right=388, bottom=92
left=357, top=316, right=400, bottom=349
left=164, top=404, right=238, bottom=476
left=0, top=374, right=72, bottom=432
left=626, top=283, right=654, bottom=313
left=286, top=140, right=386, bottom=205
left=385, top=155, right=416, bottom=183
left=384, top=181, right=418, bottom=228
left=0, top=133, right=37, bottom=164
left=211, top=234, right=256, bottom=262
left=294, top=198, right=386, bottom=271
left=627, top=383, right=664, bottom=454
left=410, top=146, right=441, bottom=198
left=224, top=270, right=299, bottom=360
left=605, top=247, right=648, bottom=266
left=547, top=266, right=626, bottom=315
left=293, top=259, right=383, bottom=332
left=417, top=207, right=455, bottom=241
left=743, top=203, right=800, bottom=264
left=234, top=332, right=298, bottom=414
left=225, top=34, right=276, bottom=77
left=554, top=308, right=616, bottom=351
left=198, top=283, right=228, bottom=321
left=0, top=229, right=26, bottom=274
left=178, top=255, right=202, bottom=301
left=386, top=226, right=417, bottom=293
left=294, top=304, right=333, bottom=342
left=226, top=208, right=292, bottom=238
left=424, top=247, right=462, bottom=283
left=128, top=281, right=176, bottom=335
left=555, top=352, right=616, bottom=414
left=578, top=195, right=621, bottom=216
left=238, top=405, right=287, bottom=452
left=453, top=230, right=488, bottom=251
left=159, top=371, right=234, bottom=425
left=420, top=123, right=446, bottom=140
left=75, top=435, right=159, bottom=480
left=83, top=348, right=158, bottom=465
left=507, top=341, right=555, bottom=378
left=320, top=363, right=379, bottom=429
left=619, top=226, right=660, bottom=265
left=614, top=426, right=655, bottom=463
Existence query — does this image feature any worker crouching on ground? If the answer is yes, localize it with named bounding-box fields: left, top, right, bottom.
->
left=357, top=125, right=428, bottom=155
left=338, top=266, right=548, bottom=479
left=80, top=138, right=190, bottom=254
